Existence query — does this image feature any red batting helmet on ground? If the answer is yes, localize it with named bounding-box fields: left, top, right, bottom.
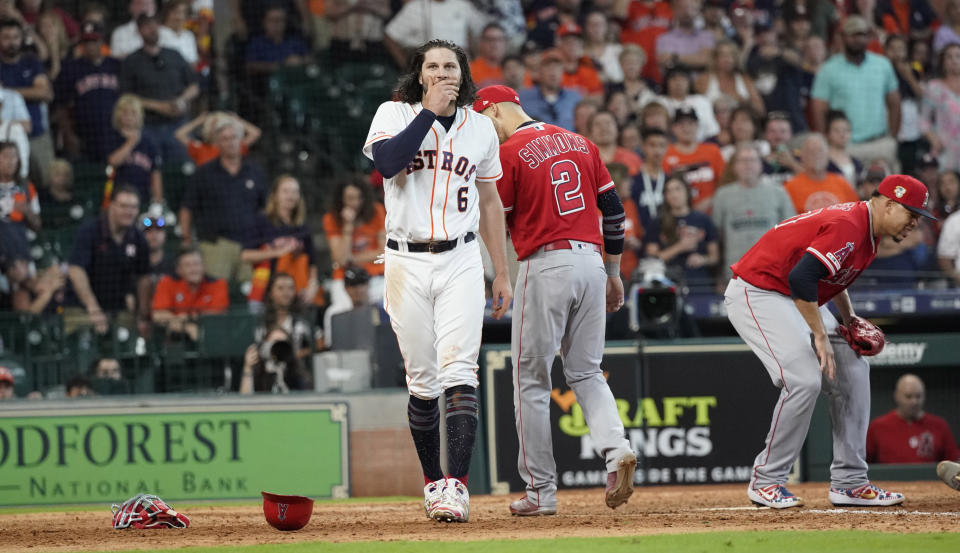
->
left=261, top=491, right=314, bottom=531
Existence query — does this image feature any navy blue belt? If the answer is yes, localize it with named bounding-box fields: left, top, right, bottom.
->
left=387, top=232, right=476, bottom=254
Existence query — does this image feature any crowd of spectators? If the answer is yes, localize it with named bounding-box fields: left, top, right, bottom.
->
left=6, top=0, right=960, bottom=395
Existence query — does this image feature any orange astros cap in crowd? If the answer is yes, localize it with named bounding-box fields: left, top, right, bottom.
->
left=473, top=85, right=522, bottom=113
left=877, top=175, right=936, bottom=219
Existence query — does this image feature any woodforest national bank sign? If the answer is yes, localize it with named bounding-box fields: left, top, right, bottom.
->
left=0, top=403, right=349, bottom=506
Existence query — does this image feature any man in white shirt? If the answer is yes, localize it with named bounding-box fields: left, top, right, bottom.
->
left=110, top=0, right=156, bottom=59
left=938, top=211, right=960, bottom=286
left=384, top=0, right=488, bottom=67
left=0, top=87, right=30, bottom=133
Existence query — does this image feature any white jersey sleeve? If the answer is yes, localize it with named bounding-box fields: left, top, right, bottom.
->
left=362, top=101, right=407, bottom=160
left=474, top=116, right=502, bottom=184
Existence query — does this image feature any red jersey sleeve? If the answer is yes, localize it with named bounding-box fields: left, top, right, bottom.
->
left=496, top=145, right=518, bottom=214
left=152, top=275, right=175, bottom=311
left=805, top=219, right=862, bottom=277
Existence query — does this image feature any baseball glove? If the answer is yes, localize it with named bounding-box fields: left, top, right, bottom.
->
left=837, top=316, right=885, bottom=356
left=938, top=461, right=960, bottom=491
left=111, top=494, right=190, bottom=529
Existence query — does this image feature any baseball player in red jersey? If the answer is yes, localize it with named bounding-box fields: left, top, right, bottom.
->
left=725, top=175, right=935, bottom=508
left=474, top=86, right=637, bottom=516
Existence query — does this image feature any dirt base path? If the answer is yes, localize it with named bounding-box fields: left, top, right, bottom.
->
left=2, top=481, right=959, bottom=553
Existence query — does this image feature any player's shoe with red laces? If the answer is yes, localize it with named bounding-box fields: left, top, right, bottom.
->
left=748, top=484, right=804, bottom=508
left=605, top=452, right=637, bottom=509
left=423, top=479, right=444, bottom=519
left=828, top=483, right=904, bottom=506
left=509, top=497, right=557, bottom=516
left=432, top=478, right=469, bottom=523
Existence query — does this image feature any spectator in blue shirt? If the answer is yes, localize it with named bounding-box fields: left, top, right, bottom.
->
left=106, top=94, right=163, bottom=209
left=179, top=116, right=267, bottom=282
left=518, top=49, right=582, bottom=131
left=0, top=19, right=53, bottom=187
left=54, top=21, right=121, bottom=162
left=245, top=5, right=309, bottom=79
left=643, top=174, right=719, bottom=289
left=66, top=185, right=151, bottom=336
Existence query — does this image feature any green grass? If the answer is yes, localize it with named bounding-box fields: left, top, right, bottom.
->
left=0, top=496, right=419, bottom=515
left=99, top=532, right=960, bottom=553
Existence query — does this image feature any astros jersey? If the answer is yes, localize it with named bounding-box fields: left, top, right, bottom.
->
left=362, top=102, right=502, bottom=242
left=731, top=201, right=877, bottom=306
left=496, top=121, right=614, bottom=260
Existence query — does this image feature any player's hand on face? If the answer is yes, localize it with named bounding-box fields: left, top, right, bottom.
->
left=813, top=333, right=836, bottom=381
left=489, top=272, right=512, bottom=320
left=606, top=276, right=625, bottom=312
left=422, top=77, right=459, bottom=114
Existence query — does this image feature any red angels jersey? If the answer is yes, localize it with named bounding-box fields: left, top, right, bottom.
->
left=731, top=201, right=878, bottom=306
left=496, top=121, right=614, bottom=260
left=362, top=101, right=502, bottom=242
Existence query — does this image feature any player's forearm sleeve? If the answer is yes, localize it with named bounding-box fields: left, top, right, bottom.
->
left=598, top=189, right=625, bottom=255
left=371, top=109, right=437, bottom=178
left=788, top=252, right=830, bottom=302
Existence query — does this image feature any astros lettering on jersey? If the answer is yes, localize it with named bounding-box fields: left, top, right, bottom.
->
left=362, top=102, right=502, bottom=241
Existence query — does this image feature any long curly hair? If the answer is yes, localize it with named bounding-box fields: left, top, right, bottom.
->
left=395, top=40, right=477, bottom=108
left=330, top=177, right=375, bottom=227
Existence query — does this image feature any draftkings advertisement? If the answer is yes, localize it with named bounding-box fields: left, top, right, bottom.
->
left=483, top=342, right=780, bottom=492
left=0, top=402, right=349, bottom=506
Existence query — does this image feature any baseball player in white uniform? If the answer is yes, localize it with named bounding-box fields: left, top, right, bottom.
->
left=362, top=39, right=512, bottom=523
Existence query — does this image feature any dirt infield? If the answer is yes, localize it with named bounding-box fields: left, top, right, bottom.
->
left=1, top=481, right=958, bottom=552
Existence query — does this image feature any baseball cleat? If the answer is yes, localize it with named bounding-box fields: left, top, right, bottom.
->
left=432, top=478, right=469, bottom=523
left=829, top=483, right=904, bottom=506
left=509, top=497, right=557, bottom=516
left=423, top=479, right=445, bottom=519
left=937, top=461, right=960, bottom=491
left=747, top=484, right=804, bottom=508
left=605, top=452, right=637, bottom=509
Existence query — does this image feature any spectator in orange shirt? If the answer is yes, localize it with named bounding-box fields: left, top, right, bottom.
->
left=617, top=0, right=672, bottom=84
left=152, top=247, right=229, bottom=340
left=556, top=22, right=604, bottom=99
left=470, top=23, right=509, bottom=88
left=322, top=178, right=386, bottom=313
left=608, top=162, right=644, bottom=280
left=784, top=133, right=859, bottom=213
left=242, top=174, right=320, bottom=307
left=662, top=107, right=726, bottom=212
left=590, top=110, right=643, bottom=176
left=175, top=111, right=261, bottom=166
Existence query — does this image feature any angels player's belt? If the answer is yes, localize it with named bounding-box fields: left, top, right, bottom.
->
left=387, top=232, right=476, bottom=254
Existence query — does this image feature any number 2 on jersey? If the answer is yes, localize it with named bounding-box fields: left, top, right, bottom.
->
left=550, top=160, right=585, bottom=216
